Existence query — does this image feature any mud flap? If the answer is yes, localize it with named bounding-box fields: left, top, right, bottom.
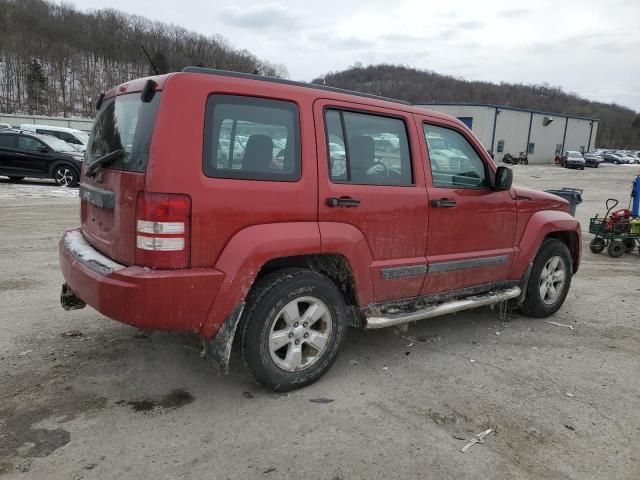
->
left=515, top=263, right=533, bottom=305
left=60, top=283, right=87, bottom=310
left=205, top=303, right=245, bottom=374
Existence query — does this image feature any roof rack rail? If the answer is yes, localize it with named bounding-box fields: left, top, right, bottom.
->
left=181, top=67, right=411, bottom=106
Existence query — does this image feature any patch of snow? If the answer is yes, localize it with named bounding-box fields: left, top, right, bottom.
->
left=0, top=180, right=79, bottom=199
left=64, top=230, right=124, bottom=271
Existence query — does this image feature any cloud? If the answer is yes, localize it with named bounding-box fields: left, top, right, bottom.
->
left=308, top=32, right=375, bottom=50
left=497, top=8, right=530, bottom=18
left=455, top=20, right=484, bottom=30
left=219, top=3, right=298, bottom=29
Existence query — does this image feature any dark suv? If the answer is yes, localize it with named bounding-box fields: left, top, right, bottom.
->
left=0, top=131, right=84, bottom=186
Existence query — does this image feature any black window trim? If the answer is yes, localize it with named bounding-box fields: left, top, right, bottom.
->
left=322, top=105, right=416, bottom=187
left=203, top=93, right=302, bottom=182
left=422, top=121, right=493, bottom=190
left=18, top=134, right=46, bottom=151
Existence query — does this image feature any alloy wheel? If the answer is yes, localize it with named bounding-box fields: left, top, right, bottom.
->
left=55, top=167, right=75, bottom=186
left=268, top=296, right=332, bottom=372
left=538, top=256, right=567, bottom=305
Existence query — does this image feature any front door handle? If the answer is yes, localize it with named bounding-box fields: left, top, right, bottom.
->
left=431, top=198, right=457, bottom=208
left=327, top=196, right=361, bottom=207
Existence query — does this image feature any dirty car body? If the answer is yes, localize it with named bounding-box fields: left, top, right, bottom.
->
left=59, top=68, right=581, bottom=391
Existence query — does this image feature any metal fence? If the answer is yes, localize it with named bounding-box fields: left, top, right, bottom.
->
left=0, top=113, right=93, bottom=131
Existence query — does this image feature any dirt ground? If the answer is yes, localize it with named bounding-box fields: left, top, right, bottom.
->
left=1, top=165, right=639, bottom=480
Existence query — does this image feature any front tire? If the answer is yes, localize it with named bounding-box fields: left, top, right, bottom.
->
left=53, top=165, right=79, bottom=187
left=607, top=240, right=625, bottom=258
left=520, top=239, right=572, bottom=318
left=623, top=239, right=636, bottom=253
left=241, top=268, right=348, bottom=392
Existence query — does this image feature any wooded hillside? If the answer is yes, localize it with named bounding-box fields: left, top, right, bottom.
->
left=0, top=0, right=285, bottom=118
left=313, top=64, right=640, bottom=149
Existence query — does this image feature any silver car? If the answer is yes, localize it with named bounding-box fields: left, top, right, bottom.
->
left=562, top=151, right=586, bottom=170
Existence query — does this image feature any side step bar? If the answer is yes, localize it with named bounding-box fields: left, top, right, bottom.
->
left=365, top=286, right=521, bottom=329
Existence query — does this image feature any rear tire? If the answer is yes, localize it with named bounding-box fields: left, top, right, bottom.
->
left=607, top=240, right=625, bottom=258
left=589, top=237, right=605, bottom=254
left=520, top=239, right=572, bottom=318
left=241, top=268, right=348, bottom=392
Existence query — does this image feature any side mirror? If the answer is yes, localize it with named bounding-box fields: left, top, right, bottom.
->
left=39, top=147, right=49, bottom=153
left=494, top=166, right=513, bottom=191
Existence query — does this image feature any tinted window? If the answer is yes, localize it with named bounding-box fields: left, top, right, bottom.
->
left=204, top=95, right=300, bottom=181
left=18, top=136, right=45, bottom=151
left=86, top=92, right=161, bottom=172
left=423, top=124, right=488, bottom=189
left=325, top=109, right=412, bottom=186
left=0, top=134, right=16, bottom=148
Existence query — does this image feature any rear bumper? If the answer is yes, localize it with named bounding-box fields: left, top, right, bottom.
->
left=59, top=229, right=224, bottom=333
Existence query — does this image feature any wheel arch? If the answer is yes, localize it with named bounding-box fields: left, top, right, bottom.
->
left=49, top=160, right=80, bottom=179
left=544, top=231, right=580, bottom=273
left=200, top=222, right=373, bottom=340
left=511, top=210, right=582, bottom=278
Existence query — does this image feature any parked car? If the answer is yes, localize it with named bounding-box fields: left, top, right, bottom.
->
left=0, top=130, right=84, bottom=186
left=0, top=122, right=11, bottom=130
left=615, top=152, right=637, bottom=164
left=602, top=152, right=631, bottom=165
left=583, top=152, right=603, bottom=168
left=562, top=151, right=586, bottom=169
left=59, top=68, right=581, bottom=391
left=620, top=152, right=640, bottom=164
left=20, top=124, right=89, bottom=151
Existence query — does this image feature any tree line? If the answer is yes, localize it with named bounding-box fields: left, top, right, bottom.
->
left=313, top=64, right=640, bottom=149
left=0, top=0, right=286, bottom=118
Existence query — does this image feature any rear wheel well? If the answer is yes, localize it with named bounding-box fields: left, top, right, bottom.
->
left=544, top=231, right=579, bottom=272
left=256, top=254, right=362, bottom=327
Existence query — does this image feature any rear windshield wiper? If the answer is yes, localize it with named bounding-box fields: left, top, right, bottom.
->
left=86, top=150, right=124, bottom=177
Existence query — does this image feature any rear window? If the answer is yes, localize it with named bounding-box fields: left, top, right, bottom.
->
left=203, top=95, right=301, bottom=181
left=85, top=92, right=161, bottom=172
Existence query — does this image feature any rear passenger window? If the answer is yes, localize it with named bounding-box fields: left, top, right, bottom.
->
left=423, top=124, right=488, bottom=189
left=204, top=95, right=300, bottom=181
left=325, top=109, right=412, bottom=186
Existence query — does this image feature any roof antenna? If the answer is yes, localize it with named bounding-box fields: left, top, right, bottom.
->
left=140, top=43, right=159, bottom=75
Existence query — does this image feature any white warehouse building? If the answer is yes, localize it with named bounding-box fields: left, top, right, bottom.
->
left=416, top=103, right=599, bottom=164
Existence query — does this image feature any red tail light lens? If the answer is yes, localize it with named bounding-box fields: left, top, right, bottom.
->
left=135, top=192, right=191, bottom=269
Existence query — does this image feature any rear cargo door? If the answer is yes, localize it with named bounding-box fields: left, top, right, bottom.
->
left=80, top=92, right=161, bottom=265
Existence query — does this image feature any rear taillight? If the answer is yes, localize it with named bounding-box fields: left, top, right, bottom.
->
left=135, top=193, right=191, bottom=269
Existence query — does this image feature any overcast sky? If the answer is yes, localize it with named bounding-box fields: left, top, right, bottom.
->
left=72, top=0, right=640, bottom=111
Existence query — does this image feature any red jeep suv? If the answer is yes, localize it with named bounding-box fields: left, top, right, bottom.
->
left=59, top=68, right=581, bottom=391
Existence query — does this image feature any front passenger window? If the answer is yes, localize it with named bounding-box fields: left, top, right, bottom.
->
left=423, top=124, right=488, bottom=188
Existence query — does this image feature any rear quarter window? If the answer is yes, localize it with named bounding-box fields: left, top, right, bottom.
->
left=203, top=95, right=301, bottom=181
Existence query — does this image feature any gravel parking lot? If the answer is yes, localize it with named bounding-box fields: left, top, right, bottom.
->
left=1, top=164, right=639, bottom=480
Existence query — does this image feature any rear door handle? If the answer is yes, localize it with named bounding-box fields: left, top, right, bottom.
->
left=431, top=198, right=457, bottom=208
left=327, top=196, right=361, bottom=207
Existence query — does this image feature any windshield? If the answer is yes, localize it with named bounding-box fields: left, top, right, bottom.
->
left=85, top=92, right=161, bottom=172
left=41, top=135, right=79, bottom=153
left=74, top=131, right=89, bottom=144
